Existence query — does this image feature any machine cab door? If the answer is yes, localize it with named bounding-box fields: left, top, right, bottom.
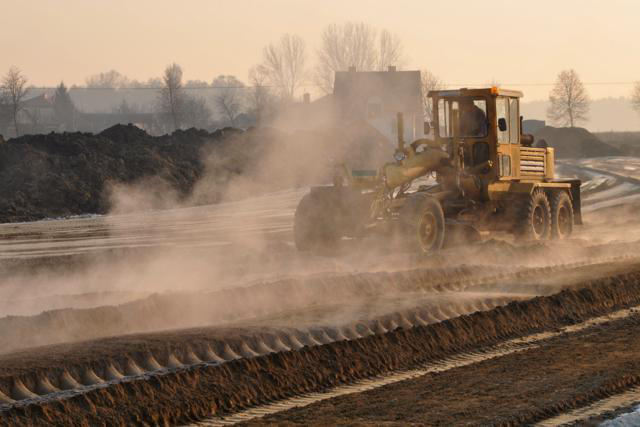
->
left=496, top=96, right=520, bottom=180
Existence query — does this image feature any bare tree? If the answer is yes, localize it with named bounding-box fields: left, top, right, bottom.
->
left=113, top=98, right=139, bottom=115
left=377, top=29, right=404, bottom=71
left=182, top=96, right=211, bottom=129
left=185, top=80, right=209, bottom=88
left=0, top=93, right=10, bottom=136
left=632, top=82, right=640, bottom=113
left=53, top=81, right=76, bottom=130
left=256, top=34, right=307, bottom=100
left=547, top=69, right=590, bottom=127
left=129, top=77, right=162, bottom=88
left=314, top=22, right=405, bottom=93
left=421, top=70, right=445, bottom=122
left=158, top=63, right=185, bottom=131
left=212, top=75, right=245, bottom=126
left=1, top=67, right=29, bottom=137
left=85, top=70, right=129, bottom=88
left=248, top=66, right=277, bottom=125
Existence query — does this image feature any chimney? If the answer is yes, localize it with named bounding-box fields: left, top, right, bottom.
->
left=348, top=66, right=356, bottom=72
left=388, top=65, right=396, bottom=72
left=303, top=93, right=311, bottom=104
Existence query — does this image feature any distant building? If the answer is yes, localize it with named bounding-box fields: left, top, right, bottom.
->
left=333, top=67, right=424, bottom=143
left=18, top=93, right=59, bottom=133
left=272, top=67, right=424, bottom=146
left=523, top=119, right=546, bottom=134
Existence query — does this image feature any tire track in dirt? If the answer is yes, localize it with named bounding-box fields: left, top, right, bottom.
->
left=3, top=267, right=640, bottom=426
left=194, top=306, right=640, bottom=426
left=535, top=386, right=640, bottom=426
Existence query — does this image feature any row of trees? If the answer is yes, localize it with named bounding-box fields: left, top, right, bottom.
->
left=95, top=22, right=408, bottom=132
left=633, top=82, right=640, bottom=113
left=4, top=19, right=640, bottom=136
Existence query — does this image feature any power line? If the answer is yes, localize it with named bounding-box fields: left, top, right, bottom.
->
left=27, top=81, right=638, bottom=91
left=445, top=82, right=637, bottom=87
left=28, top=85, right=317, bottom=90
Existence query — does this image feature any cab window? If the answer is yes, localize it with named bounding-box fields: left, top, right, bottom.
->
left=438, top=98, right=487, bottom=138
left=437, top=99, right=455, bottom=138
left=459, top=100, right=487, bottom=138
left=496, top=97, right=509, bottom=144
left=509, top=98, right=519, bottom=144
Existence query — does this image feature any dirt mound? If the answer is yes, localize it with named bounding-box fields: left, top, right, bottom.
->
left=0, top=124, right=389, bottom=223
left=97, top=123, right=150, bottom=142
left=534, top=126, right=621, bottom=158
left=0, top=126, right=207, bottom=222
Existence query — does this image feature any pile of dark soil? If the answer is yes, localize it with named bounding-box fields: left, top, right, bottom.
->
left=534, top=126, right=622, bottom=158
left=0, top=125, right=227, bottom=223
left=595, top=131, right=640, bottom=156
left=0, top=124, right=390, bottom=223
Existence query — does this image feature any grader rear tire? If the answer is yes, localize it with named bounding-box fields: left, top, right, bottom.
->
left=515, top=189, right=551, bottom=241
left=401, top=196, right=445, bottom=253
left=550, top=191, right=574, bottom=239
left=294, top=192, right=340, bottom=251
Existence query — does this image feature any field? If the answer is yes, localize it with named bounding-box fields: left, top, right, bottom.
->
left=1, top=157, right=640, bottom=425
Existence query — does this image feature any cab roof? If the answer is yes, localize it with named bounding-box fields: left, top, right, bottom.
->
left=428, top=87, right=524, bottom=98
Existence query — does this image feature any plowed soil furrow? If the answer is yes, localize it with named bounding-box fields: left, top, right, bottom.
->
left=195, top=306, right=637, bottom=426
left=536, top=386, right=640, bottom=426
left=0, top=256, right=635, bottom=401
left=245, top=312, right=640, bottom=426
left=0, top=293, right=525, bottom=403
left=2, top=268, right=640, bottom=426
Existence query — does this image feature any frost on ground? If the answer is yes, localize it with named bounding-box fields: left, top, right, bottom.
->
left=601, top=405, right=640, bottom=427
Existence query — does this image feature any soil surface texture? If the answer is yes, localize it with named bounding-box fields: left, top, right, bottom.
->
left=2, top=268, right=640, bottom=425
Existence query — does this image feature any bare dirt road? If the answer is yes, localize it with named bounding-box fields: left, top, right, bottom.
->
left=1, top=157, right=640, bottom=425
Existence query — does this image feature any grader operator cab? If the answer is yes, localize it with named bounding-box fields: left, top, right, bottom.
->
left=294, top=87, right=582, bottom=253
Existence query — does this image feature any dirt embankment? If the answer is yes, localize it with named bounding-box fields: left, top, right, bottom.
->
left=3, top=269, right=640, bottom=426
left=534, top=126, right=621, bottom=158
left=0, top=125, right=230, bottom=222
left=0, top=124, right=391, bottom=223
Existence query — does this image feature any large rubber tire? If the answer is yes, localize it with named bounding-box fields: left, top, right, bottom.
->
left=515, top=189, right=552, bottom=241
left=294, top=192, right=340, bottom=251
left=401, top=196, right=445, bottom=253
left=550, top=191, right=574, bottom=239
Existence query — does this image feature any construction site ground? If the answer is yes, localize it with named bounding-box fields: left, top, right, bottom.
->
left=1, top=157, right=640, bottom=425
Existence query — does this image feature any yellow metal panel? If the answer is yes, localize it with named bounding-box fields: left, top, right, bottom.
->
left=545, top=148, right=555, bottom=179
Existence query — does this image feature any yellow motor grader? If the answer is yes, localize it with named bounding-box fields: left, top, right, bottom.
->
left=294, top=87, right=582, bottom=252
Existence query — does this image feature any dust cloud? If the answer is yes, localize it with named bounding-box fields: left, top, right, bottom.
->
left=2, top=125, right=640, bottom=354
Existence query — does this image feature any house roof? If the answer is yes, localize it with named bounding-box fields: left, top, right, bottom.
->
left=22, top=94, right=53, bottom=108
left=333, top=70, right=422, bottom=117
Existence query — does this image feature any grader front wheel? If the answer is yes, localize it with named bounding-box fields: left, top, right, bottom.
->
left=401, top=196, right=445, bottom=253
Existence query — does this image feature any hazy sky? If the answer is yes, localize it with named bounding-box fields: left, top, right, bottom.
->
left=2, top=0, right=638, bottom=101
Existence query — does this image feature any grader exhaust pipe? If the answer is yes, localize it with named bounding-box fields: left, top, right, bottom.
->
left=396, top=112, right=405, bottom=153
